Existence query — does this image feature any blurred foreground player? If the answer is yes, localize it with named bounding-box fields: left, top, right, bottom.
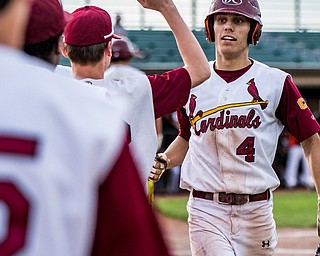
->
left=0, top=0, right=170, bottom=255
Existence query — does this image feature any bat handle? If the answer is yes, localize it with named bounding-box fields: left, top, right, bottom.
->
left=147, top=179, right=155, bottom=207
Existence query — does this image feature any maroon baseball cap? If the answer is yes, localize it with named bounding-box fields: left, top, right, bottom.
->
left=111, top=40, right=133, bottom=61
left=64, top=6, right=121, bottom=47
left=25, top=0, right=71, bottom=45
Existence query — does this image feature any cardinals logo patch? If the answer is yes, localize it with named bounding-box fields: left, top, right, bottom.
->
left=297, top=97, right=308, bottom=110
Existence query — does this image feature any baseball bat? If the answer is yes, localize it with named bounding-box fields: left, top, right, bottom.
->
left=147, top=179, right=155, bottom=207
left=315, top=243, right=320, bottom=256
left=147, top=153, right=167, bottom=207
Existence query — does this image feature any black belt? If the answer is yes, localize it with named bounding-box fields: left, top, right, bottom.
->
left=192, top=189, right=270, bottom=205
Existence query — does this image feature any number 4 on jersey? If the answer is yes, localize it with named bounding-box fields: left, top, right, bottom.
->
left=236, top=137, right=255, bottom=162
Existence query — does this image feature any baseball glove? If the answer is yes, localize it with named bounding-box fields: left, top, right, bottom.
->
left=148, top=153, right=169, bottom=182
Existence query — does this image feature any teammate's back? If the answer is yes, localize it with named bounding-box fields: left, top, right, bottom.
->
left=0, top=35, right=169, bottom=256
left=0, top=48, right=121, bottom=254
left=0, top=0, right=170, bottom=255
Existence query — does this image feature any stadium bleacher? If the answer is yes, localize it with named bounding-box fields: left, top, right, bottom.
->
left=126, top=30, right=320, bottom=71
left=60, top=30, right=320, bottom=71
left=58, top=30, right=320, bottom=116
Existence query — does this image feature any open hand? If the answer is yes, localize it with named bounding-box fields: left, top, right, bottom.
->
left=137, top=0, right=174, bottom=12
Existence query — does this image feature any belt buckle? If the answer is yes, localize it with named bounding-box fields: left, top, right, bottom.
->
left=218, top=193, right=249, bottom=205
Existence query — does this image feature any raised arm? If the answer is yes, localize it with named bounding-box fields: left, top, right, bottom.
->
left=137, top=0, right=210, bottom=88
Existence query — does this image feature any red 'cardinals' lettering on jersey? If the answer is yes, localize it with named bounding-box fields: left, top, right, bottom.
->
left=192, top=109, right=261, bottom=136
left=189, top=78, right=266, bottom=136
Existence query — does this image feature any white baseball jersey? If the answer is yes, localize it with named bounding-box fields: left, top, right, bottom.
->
left=82, top=76, right=157, bottom=190
left=180, top=60, right=302, bottom=194
left=179, top=59, right=320, bottom=256
left=0, top=46, right=130, bottom=255
left=54, top=64, right=73, bottom=78
left=55, top=65, right=157, bottom=187
left=55, top=64, right=192, bottom=190
left=104, top=63, right=145, bottom=79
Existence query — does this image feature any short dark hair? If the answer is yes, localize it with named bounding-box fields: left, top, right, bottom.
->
left=23, top=32, right=63, bottom=63
left=0, top=0, right=10, bottom=11
left=65, top=42, right=109, bottom=66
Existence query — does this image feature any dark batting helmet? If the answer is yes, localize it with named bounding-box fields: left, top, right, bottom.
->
left=204, top=0, right=263, bottom=45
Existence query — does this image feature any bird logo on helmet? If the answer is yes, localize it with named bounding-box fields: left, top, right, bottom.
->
left=222, top=0, right=242, bottom=5
left=204, top=0, right=263, bottom=45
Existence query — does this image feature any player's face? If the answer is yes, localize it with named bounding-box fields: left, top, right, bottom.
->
left=213, top=13, right=250, bottom=60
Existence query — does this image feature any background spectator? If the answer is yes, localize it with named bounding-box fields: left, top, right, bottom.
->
left=284, top=133, right=315, bottom=189
left=113, top=13, right=146, bottom=59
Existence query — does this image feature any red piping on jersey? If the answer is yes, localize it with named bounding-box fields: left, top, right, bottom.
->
left=0, top=136, right=37, bottom=156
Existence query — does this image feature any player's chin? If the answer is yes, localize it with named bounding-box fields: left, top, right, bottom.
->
left=218, top=46, right=238, bottom=58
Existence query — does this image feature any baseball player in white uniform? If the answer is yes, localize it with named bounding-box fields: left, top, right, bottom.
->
left=104, top=39, right=146, bottom=79
left=284, top=133, right=314, bottom=189
left=56, top=0, right=210, bottom=192
left=149, top=0, right=320, bottom=255
left=0, top=0, right=171, bottom=255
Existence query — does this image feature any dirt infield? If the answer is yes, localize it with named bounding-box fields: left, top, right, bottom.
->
left=157, top=213, right=319, bottom=256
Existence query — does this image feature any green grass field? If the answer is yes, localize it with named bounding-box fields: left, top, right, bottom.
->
left=155, top=189, right=318, bottom=228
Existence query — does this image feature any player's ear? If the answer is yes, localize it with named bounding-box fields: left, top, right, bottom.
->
left=55, top=35, right=64, bottom=55
left=105, top=41, right=112, bottom=57
left=61, top=43, right=68, bottom=58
